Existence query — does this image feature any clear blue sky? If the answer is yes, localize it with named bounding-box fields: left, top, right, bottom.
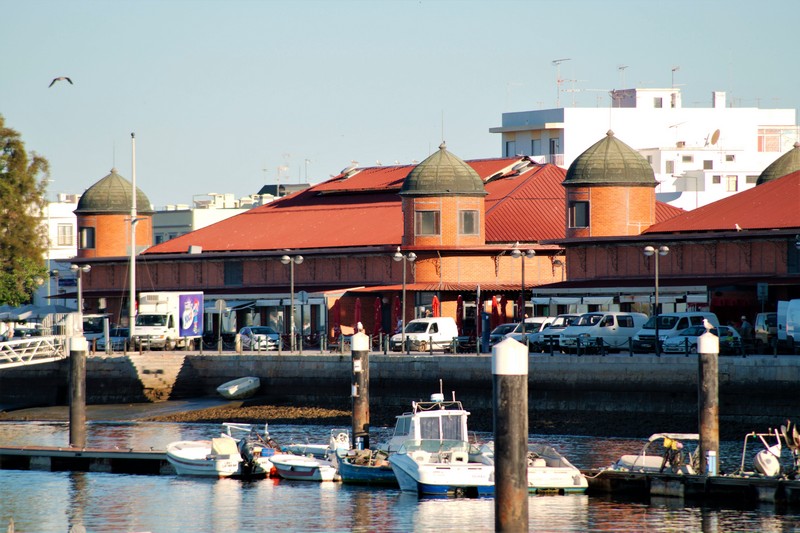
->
left=3, top=0, right=798, bottom=208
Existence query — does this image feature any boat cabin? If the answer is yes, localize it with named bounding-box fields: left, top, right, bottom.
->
left=385, top=393, right=471, bottom=452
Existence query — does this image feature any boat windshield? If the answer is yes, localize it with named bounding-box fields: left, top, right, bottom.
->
left=419, top=413, right=464, bottom=441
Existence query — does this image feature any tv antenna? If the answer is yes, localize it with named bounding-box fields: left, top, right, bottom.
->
left=618, top=65, right=629, bottom=88
left=552, top=58, right=571, bottom=107
left=671, top=66, right=680, bottom=88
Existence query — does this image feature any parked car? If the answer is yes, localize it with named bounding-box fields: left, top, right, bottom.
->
left=661, top=325, right=742, bottom=354
left=489, top=323, right=518, bottom=345
left=504, top=317, right=555, bottom=344
left=559, top=312, right=648, bottom=353
left=632, top=312, right=719, bottom=354
left=96, top=327, right=130, bottom=351
left=527, top=314, right=580, bottom=352
left=754, top=311, right=777, bottom=352
left=390, top=317, right=459, bottom=352
left=239, top=326, right=282, bottom=351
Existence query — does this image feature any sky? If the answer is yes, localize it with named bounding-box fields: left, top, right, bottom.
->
left=3, top=0, right=799, bottom=209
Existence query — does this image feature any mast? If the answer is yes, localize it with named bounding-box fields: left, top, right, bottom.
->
left=128, top=133, right=137, bottom=337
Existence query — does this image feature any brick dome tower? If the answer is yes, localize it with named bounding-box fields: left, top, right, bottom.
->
left=399, top=142, right=487, bottom=247
left=757, top=142, right=800, bottom=185
left=74, top=168, right=155, bottom=258
left=563, top=130, right=657, bottom=238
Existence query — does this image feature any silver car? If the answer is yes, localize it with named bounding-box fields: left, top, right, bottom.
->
left=240, top=326, right=282, bottom=351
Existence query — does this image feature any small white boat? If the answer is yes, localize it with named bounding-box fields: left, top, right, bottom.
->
left=166, top=422, right=277, bottom=478
left=270, top=454, right=340, bottom=482
left=608, top=433, right=699, bottom=474
left=216, top=376, right=260, bottom=400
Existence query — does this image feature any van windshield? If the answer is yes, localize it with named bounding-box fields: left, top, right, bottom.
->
left=136, top=314, right=167, bottom=327
left=643, top=316, right=679, bottom=329
left=405, top=321, right=430, bottom=334
left=575, top=314, right=602, bottom=326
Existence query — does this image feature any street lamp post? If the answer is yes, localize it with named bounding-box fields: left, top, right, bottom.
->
left=70, top=264, right=92, bottom=331
left=393, top=247, right=416, bottom=351
left=511, top=247, right=536, bottom=336
left=643, top=245, right=669, bottom=356
left=281, top=255, right=304, bottom=352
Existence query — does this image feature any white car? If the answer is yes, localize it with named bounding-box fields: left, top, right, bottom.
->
left=96, top=327, right=130, bottom=351
left=661, top=325, right=742, bottom=355
left=239, top=326, right=282, bottom=351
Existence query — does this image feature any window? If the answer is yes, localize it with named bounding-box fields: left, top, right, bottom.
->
left=79, top=227, right=95, bottom=249
left=712, top=175, right=721, bottom=184
left=703, top=160, right=713, bottom=170
left=415, top=210, right=440, bottom=236
left=155, top=234, right=165, bottom=245
left=57, top=224, right=73, bottom=246
left=568, top=201, right=589, bottom=228
left=646, top=155, right=653, bottom=164
left=459, top=210, right=479, bottom=235
left=682, top=155, right=693, bottom=163
left=746, top=175, right=758, bottom=184
left=531, top=139, right=541, bottom=156
left=505, top=141, right=516, bottom=157
left=665, top=161, right=675, bottom=174
left=726, top=154, right=735, bottom=162
left=726, top=176, right=738, bottom=192
left=618, top=316, right=635, bottom=328
left=224, top=262, right=243, bottom=286
left=654, top=97, right=663, bottom=108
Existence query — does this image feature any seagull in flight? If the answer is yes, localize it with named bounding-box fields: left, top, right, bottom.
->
left=49, top=76, right=73, bottom=88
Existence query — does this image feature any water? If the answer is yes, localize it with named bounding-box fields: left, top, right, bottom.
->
left=1, top=422, right=800, bottom=532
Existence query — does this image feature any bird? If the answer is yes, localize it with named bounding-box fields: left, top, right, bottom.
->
left=49, top=76, right=73, bottom=88
left=735, top=223, right=742, bottom=231
left=702, top=318, right=713, bottom=331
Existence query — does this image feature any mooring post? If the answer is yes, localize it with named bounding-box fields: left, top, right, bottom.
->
left=493, top=337, right=529, bottom=532
left=351, top=329, right=370, bottom=450
left=69, top=336, right=88, bottom=448
left=698, top=329, right=720, bottom=475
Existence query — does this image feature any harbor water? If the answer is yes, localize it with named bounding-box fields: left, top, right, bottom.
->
left=1, top=421, right=800, bottom=532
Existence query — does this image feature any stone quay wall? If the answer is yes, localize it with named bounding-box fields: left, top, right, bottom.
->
left=1, top=352, right=798, bottom=431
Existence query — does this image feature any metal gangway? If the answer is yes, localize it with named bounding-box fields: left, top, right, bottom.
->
left=0, top=336, right=69, bottom=369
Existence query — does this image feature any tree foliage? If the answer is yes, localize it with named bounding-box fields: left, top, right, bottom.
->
left=0, top=115, right=49, bottom=306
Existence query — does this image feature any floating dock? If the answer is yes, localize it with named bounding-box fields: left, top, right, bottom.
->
left=0, top=446, right=173, bottom=475
left=585, top=469, right=800, bottom=506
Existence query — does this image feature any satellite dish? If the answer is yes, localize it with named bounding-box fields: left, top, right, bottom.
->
left=710, top=129, right=720, bottom=145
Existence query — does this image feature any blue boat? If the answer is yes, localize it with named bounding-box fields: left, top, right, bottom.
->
left=335, top=449, right=398, bottom=486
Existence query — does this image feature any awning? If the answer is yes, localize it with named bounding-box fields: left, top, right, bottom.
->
left=551, top=297, right=582, bottom=305
left=532, top=297, right=551, bottom=305
left=204, top=300, right=255, bottom=314
left=582, top=296, right=614, bottom=305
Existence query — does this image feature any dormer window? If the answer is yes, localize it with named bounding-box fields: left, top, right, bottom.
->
left=459, top=210, right=479, bottom=235
left=415, top=210, right=441, bottom=236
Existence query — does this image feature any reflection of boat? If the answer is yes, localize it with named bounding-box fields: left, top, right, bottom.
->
left=166, top=423, right=277, bottom=478
left=216, top=376, right=260, bottom=400
left=335, top=448, right=398, bottom=486
left=607, top=433, right=699, bottom=474
left=475, top=441, right=588, bottom=494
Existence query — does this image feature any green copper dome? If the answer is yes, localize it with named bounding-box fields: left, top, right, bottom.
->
left=400, top=142, right=487, bottom=196
left=564, top=130, right=657, bottom=187
left=75, top=168, right=155, bottom=214
left=757, top=142, right=800, bottom=185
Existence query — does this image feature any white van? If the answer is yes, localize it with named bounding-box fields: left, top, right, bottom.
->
left=784, top=300, right=800, bottom=353
left=504, top=316, right=555, bottom=344
left=559, top=312, right=648, bottom=353
left=390, top=317, right=459, bottom=352
left=631, top=312, right=719, bottom=354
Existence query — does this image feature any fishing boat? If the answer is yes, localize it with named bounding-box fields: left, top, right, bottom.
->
left=475, top=441, right=588, bottom=494
left=335, top=448, right=398, bottom=486
left=216, top=376, right=260, bottom=400
left=271, top=429, right=351, bottom=482
left=166, top=422, right=277, bottom=478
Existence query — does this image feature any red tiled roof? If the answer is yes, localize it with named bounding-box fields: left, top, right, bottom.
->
left=645, top=170, right=800, bottom=234
left=144, top=157, right=571, bottom=255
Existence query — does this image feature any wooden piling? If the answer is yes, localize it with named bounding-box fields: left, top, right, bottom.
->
left=69, top=336, right=88, bottom=449
left=493, top=337, right=529, bottom=532
left=697, top=330, right=720, bottom=475
left=351, top=331, right=370, bottom=450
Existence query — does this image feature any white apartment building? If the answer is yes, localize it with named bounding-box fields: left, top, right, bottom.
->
left=490, top=88, right=799, bottom=210
left=152, top=192, right=276, bottom=245
left=41, top=193, right=80, bottom=307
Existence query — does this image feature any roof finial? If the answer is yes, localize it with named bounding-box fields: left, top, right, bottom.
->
left=606, top=130, right=615, bottom=137
left=439, top=141, right=447, bottom=150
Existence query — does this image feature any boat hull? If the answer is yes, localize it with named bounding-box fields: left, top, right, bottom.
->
left=389, top=453, right=495, bottom=497
left=166, top=436, right=273, bottom=479
left=216, top=376, right=260, bottom=400
left=337, top=458, right=398, bottom=486
left=271, top=454, right=340, bottom=482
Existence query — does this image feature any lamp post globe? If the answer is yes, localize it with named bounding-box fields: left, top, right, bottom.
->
left=281, top=255, right=304, bottom=352
left=393, top=248, right=416, bottom=351
left=643, top=245, right=669, bottom=355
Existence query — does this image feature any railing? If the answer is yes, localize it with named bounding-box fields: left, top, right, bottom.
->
left=0, top=335, right=69, bottom=369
